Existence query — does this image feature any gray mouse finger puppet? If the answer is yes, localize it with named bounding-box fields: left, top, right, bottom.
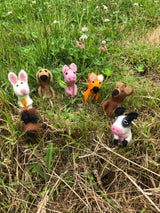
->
left=111, top=107, right=138, bottom=147
left=36, top=68, right=55, bottom=98
left=8, top=70, right=33, bottom=109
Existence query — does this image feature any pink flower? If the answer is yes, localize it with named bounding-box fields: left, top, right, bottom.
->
left=76, top=41, right=84, bottom=49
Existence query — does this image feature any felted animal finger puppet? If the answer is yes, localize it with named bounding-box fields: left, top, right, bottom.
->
left=111, top=107, right=138, bottom=147
left=102, top=82, right=134, bottom=117
left=62, top=63, right=78, bottom=98
left=20, top=108, right=41, bottom=138
left=8, top=70, right=33, bottom=109
left=36, top=69, right=55, bottom=98
left=84, top=72, right=104, bottom=102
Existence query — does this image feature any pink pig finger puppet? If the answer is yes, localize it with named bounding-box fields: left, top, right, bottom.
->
left=111, top=107, right=138, bottom=147
left=62, top=63, right=78, bottom=98
left=8, top=70, right=33, bottom=109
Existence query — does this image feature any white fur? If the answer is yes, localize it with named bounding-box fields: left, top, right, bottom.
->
left=8, top=70, right=33, bottom=109
left=97, top=75, right=104, bottom=82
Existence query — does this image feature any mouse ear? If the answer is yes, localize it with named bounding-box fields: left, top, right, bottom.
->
left=115, top=82, right=124, bottom=88
left=62, top=65, right=69, bottom=74
left=69, top=63, right=77, bottom=72
left=19, top=70, right=28, bottom=82
left=88, top=72, right=97, bottom=81
left=124, top=87, right=134, bottom=95
left=114, top=107, right=126, bottom=117
left=8, top=72, right=18, bottom=85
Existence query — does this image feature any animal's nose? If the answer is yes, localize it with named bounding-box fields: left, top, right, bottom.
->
left=111, top=125, right=123, bottom=135
left=40, top=75, right=48, bottom=81
left=20, top=89, right=27, bottom=95
left=112, top=89, right=119, bottom=97
left=92, top=87, right=100, bottom=93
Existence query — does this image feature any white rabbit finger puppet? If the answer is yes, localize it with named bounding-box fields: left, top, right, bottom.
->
left=8, top=70, right=33, bottom=109
left=111, top=107, right=138, bottom=147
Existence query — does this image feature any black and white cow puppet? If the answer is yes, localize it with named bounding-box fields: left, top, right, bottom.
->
left=111, top=107, right=138, bottom=147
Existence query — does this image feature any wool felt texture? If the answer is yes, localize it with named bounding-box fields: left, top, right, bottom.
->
left=102, top=82, right=134, bottom=117
left=36, top=69, right=55, bottom=98
left=20, top=108, right=41, bottom=138
left=8, top=70, right=33, bottom=109
left=62, top=63, right=78, bottom=98
left=84, top=72, right=104, bottom=102
left=111, top=107, right=138, bottom=147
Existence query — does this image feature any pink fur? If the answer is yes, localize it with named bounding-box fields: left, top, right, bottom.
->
left=62, top=63, right=78, bottom=98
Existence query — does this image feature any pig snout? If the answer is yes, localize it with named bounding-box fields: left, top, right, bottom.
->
left=111, top=125, right=123, bottom=135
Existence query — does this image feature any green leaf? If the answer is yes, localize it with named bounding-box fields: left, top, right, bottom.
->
left=58, top=80, right=67, bottom=88
left=46, top=142, right=53, bottom=173
left=102, top=66, right=113, bottom=77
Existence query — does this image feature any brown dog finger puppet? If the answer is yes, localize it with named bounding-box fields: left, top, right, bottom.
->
left=36, top=69, right=55, bottom=98
left=84, top=72, right=104, bottom=102
left=102, top=82, right=134, bottom=117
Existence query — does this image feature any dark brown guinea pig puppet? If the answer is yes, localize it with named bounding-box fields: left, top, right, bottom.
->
left=102, top=82, right=134, bottom=117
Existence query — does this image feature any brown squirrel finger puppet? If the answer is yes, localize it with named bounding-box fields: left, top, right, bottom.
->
left=36, top=69, right=55, bottom=98
left=102, top=82, right=134, bottom=117
left=20, top=108, right=41, bottom=138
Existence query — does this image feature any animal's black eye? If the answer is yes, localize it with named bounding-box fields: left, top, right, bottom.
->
left=73, top=72, right=76, bottom=74
left=122, top=118, right=129, bottom=127
left=121, top=90, right=124, bottom=93
left=99, top=82, right=101, bottom=84
left=45, top=70, right=47, bottom=72
left=39, top=70, right=42, bottom=72
left=65, top=72, right=68, bottom=75
left=16, top=84, right=19, bottom=87
left=21, top=82, right=23, bottom=84
left=92, top=81, right=95, bottom=83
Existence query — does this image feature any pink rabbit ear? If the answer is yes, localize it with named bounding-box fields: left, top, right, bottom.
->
left=19, top=69, right=27, bottom=82
left=62, top=65, right=69, bottom=74
left=69, top=63, right=77, bottom=72
left=8, top=72, right=18, bottom=85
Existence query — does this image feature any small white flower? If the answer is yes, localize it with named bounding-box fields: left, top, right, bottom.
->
left=53, top=20, right=59, bottom=24
left=79, top=34, right=88, bottom=41
left=103, top=5, right=108, bottom=10
left=133, top=3, right=138, bottom=6
left=102, top=40, right=106, bottom=45
left=104, top=19, right=110, bottom=23
left=82, top=27, right=88, bottom=33
left=32, top=1, right=36, bottom=3
left=8, top=11, right=12, bottom=15
left=83, top=8, right=86, bottom=11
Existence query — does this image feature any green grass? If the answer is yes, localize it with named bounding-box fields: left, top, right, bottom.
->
left=0, top=0, right=160, bottom=212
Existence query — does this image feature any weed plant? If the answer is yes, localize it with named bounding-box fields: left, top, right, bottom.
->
left=0, top=0, right=160, bottom=212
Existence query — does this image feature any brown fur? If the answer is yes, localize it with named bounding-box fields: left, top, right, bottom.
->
left=20, top=108, right=41, bottom=137
left=102, top=82, right=134, bottom=117
left=36, top=69, right=55, bottom=98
